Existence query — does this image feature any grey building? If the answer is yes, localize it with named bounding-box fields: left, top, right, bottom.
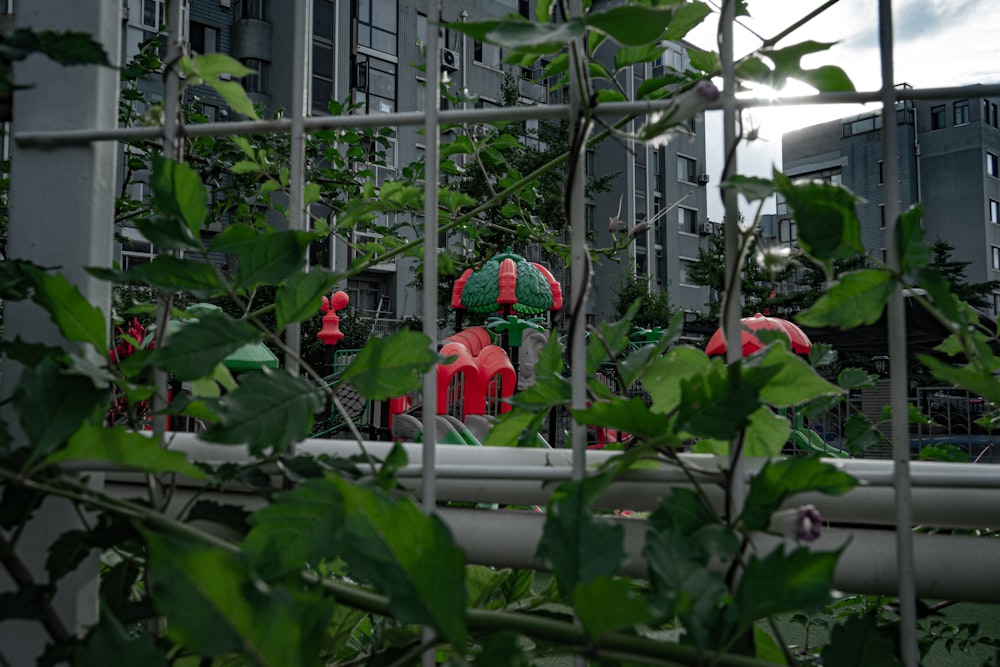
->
left=116, top=0, right=713, bottom=327
left=780, top=88, right=1000, bottom=314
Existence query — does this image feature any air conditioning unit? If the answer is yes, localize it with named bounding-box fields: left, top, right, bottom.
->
left=440, top=47, right=460, bottom=73
left=219, top=0, right=231, bottom=9
left=699, top=222, right=714, bottom=235
left=697, top=172, right=710, bottom=185
left=471, top=124, right=488, bottom=139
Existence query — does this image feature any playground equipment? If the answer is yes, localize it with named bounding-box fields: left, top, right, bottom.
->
left=705, top=312, right=813, bottom=357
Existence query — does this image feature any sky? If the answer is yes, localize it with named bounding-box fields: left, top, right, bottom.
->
left=685, top=0, right=1000, bottom=220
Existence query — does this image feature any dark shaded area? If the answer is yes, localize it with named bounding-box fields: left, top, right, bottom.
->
left=684, top=298, right=996, bottom=359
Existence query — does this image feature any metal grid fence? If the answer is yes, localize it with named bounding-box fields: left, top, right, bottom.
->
left=10, top=0, right=1000, bottom=663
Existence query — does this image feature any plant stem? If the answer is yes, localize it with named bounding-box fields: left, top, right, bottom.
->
left=0, top=528, right=72, bottom=646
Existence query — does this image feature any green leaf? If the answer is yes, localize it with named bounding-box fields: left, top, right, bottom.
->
left=756, top=344, right=843, bottom=407
left=587, top=6, right=675, bottom=47
left=28, top=269, right=108, bottom=356
left=41, top=424, right=207, bottom=479
left=482, top=408, right=547, bottom=448
left=919, top=444, right=969, bottom=462
left=275, top=271, right=339, bottom=330
left=145, top=530, right=334, bottom=666
left=895, top=204, right=930, bottom=274
left=795, top=270, right=895, bottom=329
left=340, top=330, right=440, bottom=400
left=186, top=53, right=259, bottom=119
left=151, top=156, right=207, bottom=235
left=486, top=18, right=586, bottom=54
left=571, top=397, right=672, bottom=441
left=230, top=160, right=261, bottom=174
left=821, top=615, right=903, bottom=667
left=664, top=2, right=713, bottom=41
left=738, top=458, right=856, bottom=532
left=134, top=216, right=201, bottom=251
left=233, top=230, right=311, bottom=290
left=536, top=475, right=625, bottom=595
left=644, top=346, right=713, bottom=414
left=573, top=577, right=654, bottom=640
left=742, top=406, right=791, bottom=457
left=843, top=414, right=885, bottom=455
left=838, top=367, right=877, bottom=390
left=722, top=175, right=776, bottom=203
left=676, top=362, right=780, bottom=440
left=731, top=545, right=840, bottom=632
left=1, top=28, right=110, bottom=68
left=775, top=170, right=862, bottom=261
left=201, top=369, right=325, bottom=454
left=209, top=221, right=260, bottom=254
left=154, top=311, right=260, bottom=381
left=96, top=255, right=223, bottom=297
left=14, top=358, right=106, bottom=462
left=330, top=477, right=468, bottom=647
left=242, top=478, right=347, bottom=580
left=75, top=613, right=166, bottom=667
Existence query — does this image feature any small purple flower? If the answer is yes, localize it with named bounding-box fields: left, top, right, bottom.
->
left=768, top=504, right=824, bottom=542
left=694, top=79, right=722, bottom=103
left=795, top=504, right=824, bottom=542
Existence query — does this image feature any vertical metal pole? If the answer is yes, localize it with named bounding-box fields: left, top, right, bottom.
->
left=0, top=0, right=119, bottom=660
left=421, top=1, right=442, bottom=662
left=720, top=0, right=745, bottom=514
left=285, top=0, right=309, bottom=375
left=567, top=0, right=589, bottom=481
left=878, top=0, right=917, bottom=662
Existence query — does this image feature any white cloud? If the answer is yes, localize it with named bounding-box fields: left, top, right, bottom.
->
left=688, top=0, right=1000, bottom=220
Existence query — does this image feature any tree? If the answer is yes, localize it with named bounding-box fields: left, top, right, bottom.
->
left=928, top=239, right=1000, bottom=310
left=611, top=272, right=675, bottom=330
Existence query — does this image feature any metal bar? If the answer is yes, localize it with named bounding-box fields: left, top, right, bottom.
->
left=283, top=0, right=309, bottom=375
left=878, top=0, right=917, bottom=661
left=19, top=81, right=1000, bottom=148
left=420, top=1, right=442, bottom=515
left=720, top=0, right=745, bottom=521
left=567, top=0, right=589, bottom=481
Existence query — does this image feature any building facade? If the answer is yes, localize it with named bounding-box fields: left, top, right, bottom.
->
left=780, top=88, right=1000, bottom=314
left=115, top=0, right=713, bottom=328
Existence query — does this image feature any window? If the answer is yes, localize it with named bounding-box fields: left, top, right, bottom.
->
left=585, top=204, right=594, bottom=232
left=678, top=206, right=697, bottom=234
left=930, top=104, right=946, bottom=130
left=242, top=58, right=270, bottom=94
left=993, top=102, right=999, bottom=128
left=991, top=199, right=1000, bottom=224
left=354, top=55, right=396, bottom=114
left=120, top=228, right=158, bottom=270
left=141, top=0, right=164, bottom=30
left=878, top=160, right=884, bottom=184
left=677, top=155, right=696, bottom=183
left=993, top=246, right=1000, bottom=271
left=189, top=22, right=219, bottom=54
left=988, top=152, right=999, bottom=178
left=679, top=258, right=696, bottom=286
left=954, top=99, right=969, bottom=126
left=778, top=218, right=797, bottom=243
left=473, top=40, right=502, bottom=68
left=238, top=0, right=270, bottom=20
left=585, top=150, right=594, bottom=176
left=880, top=204, right=885, bottom=229
left=312, top=42, right=334, bottom=113
left=355, top=0, right=397, bottom=56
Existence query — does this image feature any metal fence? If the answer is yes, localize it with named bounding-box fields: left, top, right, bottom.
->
left=10, top=0, right=1000, bottom=663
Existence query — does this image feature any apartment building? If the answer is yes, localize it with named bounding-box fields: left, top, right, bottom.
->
left=115, top=0, right=713, bottom=326
left=779, top=87, right=1000, bottom=314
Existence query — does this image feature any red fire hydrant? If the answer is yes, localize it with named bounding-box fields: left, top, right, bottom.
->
left=317, top=291, right=350, bottom=346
